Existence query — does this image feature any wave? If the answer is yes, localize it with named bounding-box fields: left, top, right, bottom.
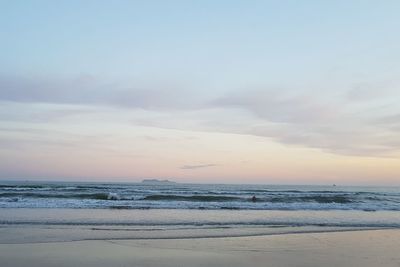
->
left=0, top=192, right=385, bottom=204
left=1, top=182, right=400, bottom=210
left=264, top=195, right=353, bottom=204
left=143, top=194, right=354, bottom=204
left=0, top=192, right=116, bottom=200
left=0, top=184, right=49, bottom=188
left=1, top=219, right=400, bottom=229
left=142, top=195, right=241, bottom=202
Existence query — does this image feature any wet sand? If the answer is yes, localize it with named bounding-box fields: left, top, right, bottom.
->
left=1, top=229, right=400, bottom=267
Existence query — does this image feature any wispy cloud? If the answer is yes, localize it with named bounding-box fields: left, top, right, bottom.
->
left=210, top=88, right=400, bottom=156
left=0, top=75, right=204, bottom=110
left=212, top=89, right=338, bottom=124
left=181, top=164, right=218, bottom=170
left=2, top=74, right=400, bottom=157
left=346, top=80, right=398, bottom=102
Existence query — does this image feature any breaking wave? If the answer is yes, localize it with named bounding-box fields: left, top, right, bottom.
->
left=0, top=182, right=399, bottom=210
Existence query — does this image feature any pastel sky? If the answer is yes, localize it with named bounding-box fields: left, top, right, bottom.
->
left=1, top=0, right=400, bottom=185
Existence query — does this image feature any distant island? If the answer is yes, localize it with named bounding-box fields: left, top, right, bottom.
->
left=141, top=179, right=176, bottom=184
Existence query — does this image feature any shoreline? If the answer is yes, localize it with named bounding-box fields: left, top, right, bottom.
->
left=2, top=208, right=400, bottom=244
left=1, top=229, right=400, bottom=267
left=0, top=226, right=390, bottom=245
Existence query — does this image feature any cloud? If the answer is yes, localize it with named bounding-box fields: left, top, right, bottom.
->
left=2, top=74, right=400, bottom=157
left=212, top=89, right=338, bottom=124
left=181, top=164, right=218, bottom=170
left=347, top=80, right=398, bottom=102
left=208, top=88, right=400, bottom=156
left=124, top=86, right=400, bottom=157
left=0, top=75, right=204, bottom=110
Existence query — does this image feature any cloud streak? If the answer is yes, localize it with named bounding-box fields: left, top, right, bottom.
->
left=0, top=75, right=204, bottom=110
left=181, top=164, right=218, bottom=170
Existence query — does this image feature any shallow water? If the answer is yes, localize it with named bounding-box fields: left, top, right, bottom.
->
left=1, top=208, right=398, bottom=243
left=2, top=208, right=400, bottom=228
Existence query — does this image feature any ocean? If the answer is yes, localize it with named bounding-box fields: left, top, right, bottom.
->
left=1, top=181, right=400, bottom=243
left=1, top=181, right=399, bottom=211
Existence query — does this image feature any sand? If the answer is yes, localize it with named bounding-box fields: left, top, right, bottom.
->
left=1, top=229, right=400, bottom=267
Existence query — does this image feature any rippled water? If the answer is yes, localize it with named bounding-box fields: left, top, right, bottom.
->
left=1, top=181, right=400, bottom=211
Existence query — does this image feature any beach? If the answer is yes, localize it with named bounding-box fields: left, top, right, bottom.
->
left=1, top=183, right=400, bottom=266
left=1, top=229, right=400, bottom=267
left=3, top=0, right=400, bottom=266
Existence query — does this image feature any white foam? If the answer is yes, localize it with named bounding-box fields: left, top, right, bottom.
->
left=107, top=193, right=121, bottom=200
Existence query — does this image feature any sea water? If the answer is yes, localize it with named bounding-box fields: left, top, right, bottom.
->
left=1, top=181, right=400, bottom=243
left=1, top=181, right=400, bottom=211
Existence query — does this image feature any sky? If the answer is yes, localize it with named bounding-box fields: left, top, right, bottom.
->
left=1, top=0, right=400, bottom=185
